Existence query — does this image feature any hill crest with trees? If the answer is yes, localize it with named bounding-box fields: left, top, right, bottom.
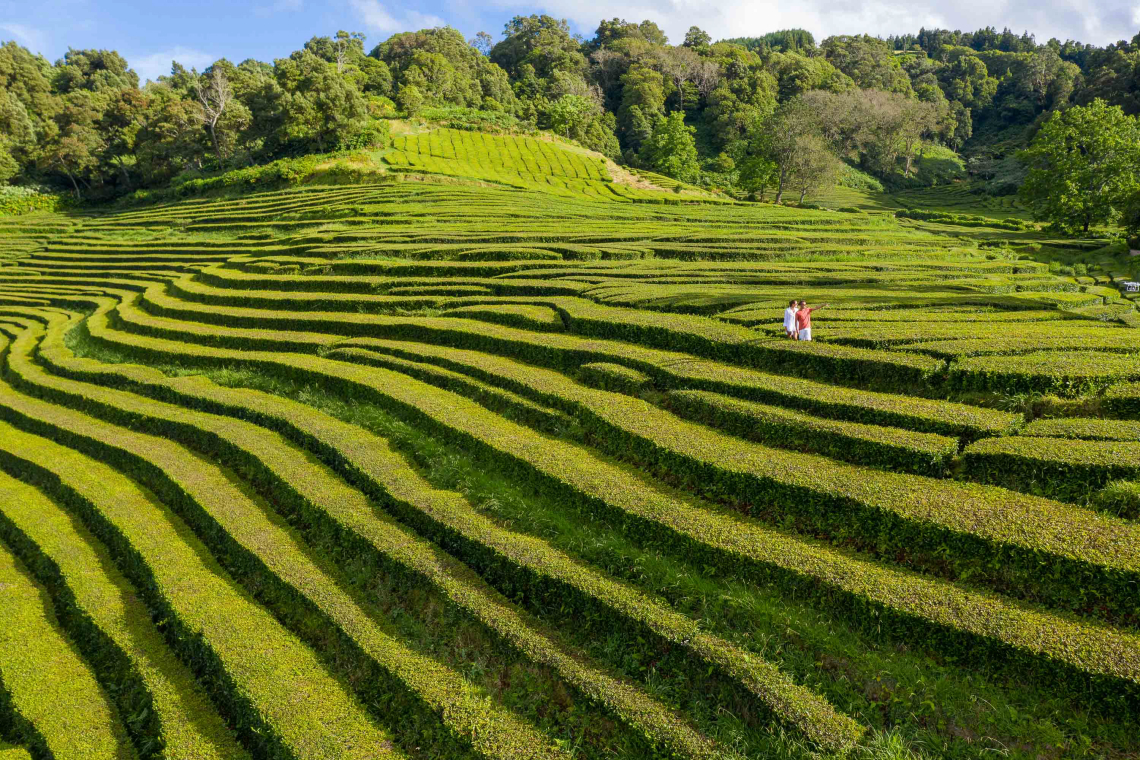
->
left=2, top=18, right=1140, bottom=237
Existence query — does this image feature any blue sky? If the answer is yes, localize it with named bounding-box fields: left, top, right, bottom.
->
left=2, top=0, right=1138, bottom=82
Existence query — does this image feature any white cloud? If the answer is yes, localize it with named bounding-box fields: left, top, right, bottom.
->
left=350, top=0, right=446, bottom=34
left=482, top=0, right=1135, bottom=46
left=0, top=22, right=47, bottom=53
left=130, top=46, right=216, bottom=83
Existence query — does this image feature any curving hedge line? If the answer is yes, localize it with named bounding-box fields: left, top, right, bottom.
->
left=69, top=306, right=1140, bottom=710
left=1022, top=417, right=1140, bottom=441
left=442, top=304, right=565, bottom=332
left=949, top=351, right=1140, bottom=396
left=0, top=510, right=129, bottom=760
left=0, top=351, right=406, bottom=760
left=121, top=282, right=1014, bottom=438
left=904, top=334, right=1140, bottom=359
left=1, top=320, right=570, bottom=760
left=576, top=362, right=653, bottom=395
left=963, top=436, right=1140, bottom=512
left=665, top=389, right=958, bottom=477
left=1105, top=381, right=1140, bottom=419
left=551, top=299, right=943, bottom=390
left=24, top=318, right=745, bottom=759
left=41, top=315, right=861, bottom=753
left=325, top=337, right=1138, bottom=621
left=0, top=468, right=247, bottom=760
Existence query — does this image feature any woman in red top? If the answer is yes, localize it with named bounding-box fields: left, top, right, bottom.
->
left=795, top=301, right=828, bottom=341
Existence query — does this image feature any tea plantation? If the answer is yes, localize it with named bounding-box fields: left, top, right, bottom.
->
left=0, top=133, right=1138, bottom=760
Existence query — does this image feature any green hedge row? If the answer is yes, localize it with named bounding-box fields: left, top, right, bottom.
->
left=2, top=319, right=570, bottom=760
left=74, top=310, right=1140, bottom=710
left=962, top=436, right=1140, bottom=512
left=442, top=304, right=565, bottom=332
left=130, top=281, right=1013, bottom=438
left=819, top=321, right=1118, bottom=347
left=894, top=209, right=1033, bottom=231
left=1092, top=481, right=1140, bottom=518
left=0, top=386, right=396, bottom=759
left=1105, top=382, right=1140, bottom=419
left=27, top=322, right=733, bottom=759
left=552, top=299, right=943, bottom=390
left=576, top=362, right=653, bottom=395
left=0, top=501, right=128, bottom=760
left=1023, top=417, right=1140, bottom=441
left=327, top=348, right=570, bottom=433
left=321, top=336, right=1140, bottom=622
left=949, top=351, right=1140, bottom=396
left=45, top=313, right=861, bottom=754
left=666, top=390, right=958, bottom=477
left=0, top=463, right=245, bottom=760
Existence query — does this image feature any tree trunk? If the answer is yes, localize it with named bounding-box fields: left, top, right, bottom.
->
left=116, top=159, right=132, bottom=189
left=904, top=153, right=913, bottom=178
left=208, top=123, right=223, bottom=167
left=65, top=169, right=81, bottom=200
left=774, top=168, right=786, bottom=204
left=799, top=187, right=807, bottom=203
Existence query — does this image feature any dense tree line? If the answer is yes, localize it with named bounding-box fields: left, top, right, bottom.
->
left=1, top=18, right=1139, bottom=204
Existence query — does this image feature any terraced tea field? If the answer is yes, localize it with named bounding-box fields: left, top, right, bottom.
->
left=0, top=179, right=1138, bottom=760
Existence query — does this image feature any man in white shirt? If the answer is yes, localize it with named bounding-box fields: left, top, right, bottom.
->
left=783, top=299, right=799, bottom=339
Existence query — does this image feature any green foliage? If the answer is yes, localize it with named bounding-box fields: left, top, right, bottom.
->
left=8, top=175, right=1140, bottom=758
left=1019, top=99, right=1140, bottom=234
left=0, top=186, right=75, bottom=215
left=637, top=112, right=700, bottom=183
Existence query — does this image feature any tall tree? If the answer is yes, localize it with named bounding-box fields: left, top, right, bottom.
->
left=638, top=111, right=700, bottom=183
left=1019, top=99, right=1140, bottom=233
left=192, top=65, right=237, bottom=166
left=275, top=51, right=368, bottom=152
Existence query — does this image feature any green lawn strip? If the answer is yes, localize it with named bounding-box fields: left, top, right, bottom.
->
left=576, top=362, right=653, bottom=394
left=328, top=337, right=1136, bottom=617
left=1, top=324, right=567, bottom=760
left=30, top=317, right=742, bottom=759
left=441, top=304, right=565, bottom=332
left=127, top=280, right=1015, bottom=439
left=665, top=390, right=958, bottom=477
left=1022, top=417, right=1140, bottom=441
left=77, top=305, right=1140, bottom=709
left=0, top=471, right=248, bottom=760
left=0, top=405, right=403, bottom=760
left=0, top=523, right=133, bottom=760
left=949, top=352, right=1140, bottom=396
left=962, top=436, right=1140, bottom=513
left=0, top=745, right=31, bottom=760
left=41, top=341, right=867, bottom=757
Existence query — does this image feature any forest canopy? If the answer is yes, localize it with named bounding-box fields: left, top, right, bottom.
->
left=2, top=18, right=1139, bottom=217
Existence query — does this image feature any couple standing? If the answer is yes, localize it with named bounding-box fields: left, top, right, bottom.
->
left=783, top=300, right=828, bottom=341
